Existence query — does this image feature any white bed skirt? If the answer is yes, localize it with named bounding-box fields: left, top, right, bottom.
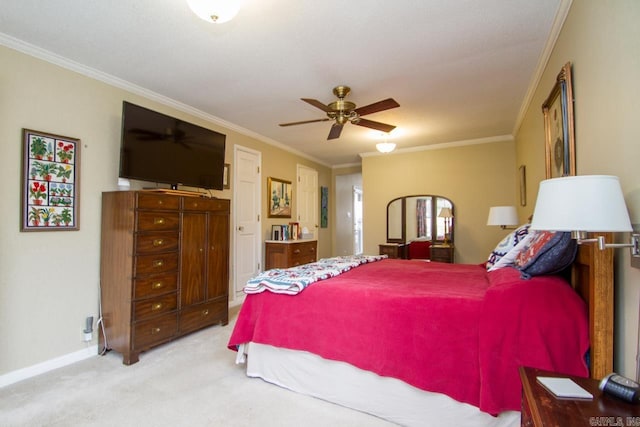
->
left=240, top=342, right=520, bottom=427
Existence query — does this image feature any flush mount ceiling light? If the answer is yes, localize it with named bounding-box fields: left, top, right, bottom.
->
left=186, top=0, right=243, bottom=24
left=376, top=141, right=396, bottom=153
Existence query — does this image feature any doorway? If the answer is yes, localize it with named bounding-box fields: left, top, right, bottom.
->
left=232, top=145, right=261, bottom=303
left=335, top=173, right=363, bottom=256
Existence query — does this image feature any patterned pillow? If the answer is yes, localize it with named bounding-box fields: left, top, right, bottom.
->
left=514, top=230, right=577, bottom=279
left=487, top=233, right=534, bottom=271
left=486, top=224, right=530, bottom=270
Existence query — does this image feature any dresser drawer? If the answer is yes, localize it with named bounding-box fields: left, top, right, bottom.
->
left=289, top=241, right=317, bottom=266
left=134, top=273, right=178, bottom=299
left=179, top=299, right=227, bottom=334
left=136, top=193, right=180, bottom=210
left=136, top=211, right=180, bottom=232
left=135, top=232, right=179, bottom=254
left=133, top=293, right=178, bottom=321
left=182, top=197, right=230, bottom=212
left=134, top=253, right=179, bottom=275
left=133, top=313, right=178, bottom=350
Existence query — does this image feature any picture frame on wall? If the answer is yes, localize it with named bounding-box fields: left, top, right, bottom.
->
left=542, top=62, right=576, bottom=179
left=223, top=163, right=230, bottom=189
left=519, top=165, right=527, bottom=207
left=21, top=129, right=80, bottom=231
left=268, top=177, right=292, bottom=218
left=320, top=186, right=328, bottom=228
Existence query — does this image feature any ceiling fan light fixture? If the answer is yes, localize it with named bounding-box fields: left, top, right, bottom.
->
left=186, top=0, right=242, bottom=24
left=376, top=141, right=396, bottom=153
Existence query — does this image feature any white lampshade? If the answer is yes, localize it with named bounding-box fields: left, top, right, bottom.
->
left=186, top=0, right=243, bottom=23
left=376, top=141, right=396, bottom=153
left=487, top=206, right=518, bottom=226
left=530, top=175, right=632, bottom=232
left=438, top=207, right=453, bottom=218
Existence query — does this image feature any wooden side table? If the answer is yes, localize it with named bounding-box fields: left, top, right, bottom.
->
left=519, top=366, right=640, bottom=426
left=379, top=243, right=408, bottom=259
left=430, top=244, right=454, bottom=263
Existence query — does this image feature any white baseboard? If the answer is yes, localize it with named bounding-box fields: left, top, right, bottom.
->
left=0, top=345, right=98, bottom=388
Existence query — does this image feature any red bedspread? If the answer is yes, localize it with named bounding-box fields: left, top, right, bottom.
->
left=228, top=259, right=589, bottom=414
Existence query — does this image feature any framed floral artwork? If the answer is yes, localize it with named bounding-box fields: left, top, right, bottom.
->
left=542, top=62, right=576, bottom=179
left=21, top=129, right=80, bottom=231
left=268, top=177, right=291, bottom=218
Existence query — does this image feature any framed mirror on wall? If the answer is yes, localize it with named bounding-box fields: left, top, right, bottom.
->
left=386, top=195, right=454, bottom=245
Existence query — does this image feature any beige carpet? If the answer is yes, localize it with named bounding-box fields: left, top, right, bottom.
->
left=0, top=307, right=394, bottom=427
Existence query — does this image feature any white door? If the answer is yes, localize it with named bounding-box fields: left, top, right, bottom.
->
left=296, top=165, right=318, bottom=238
left=233, top=146, right=261, bottom=300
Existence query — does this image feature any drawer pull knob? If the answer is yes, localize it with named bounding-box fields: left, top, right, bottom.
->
left=202, top=309, right=209, bottom=316
left=152, top=281, right=163, bottom=289
left=151, top=327, right=161, bottom=334
left=152, top=239, right=164, bottom=247
left=293, top=249, right=301, bottom=254
left=153, top=217, right=165, bottom=225
left=152, top=302, right=163, bottom=311
left=153, top=259, right=164, bottom=268
left=310, top=248, right=315, bottom=252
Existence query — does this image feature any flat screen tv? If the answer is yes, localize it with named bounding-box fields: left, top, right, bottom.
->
left=119, top=101, right=226, bottom=191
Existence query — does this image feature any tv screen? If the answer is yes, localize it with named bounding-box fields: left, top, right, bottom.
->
left=119, top=101, right=226, bottom=190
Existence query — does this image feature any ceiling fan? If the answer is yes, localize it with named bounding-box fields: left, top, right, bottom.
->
left=279, top=86, right=400, bottom=140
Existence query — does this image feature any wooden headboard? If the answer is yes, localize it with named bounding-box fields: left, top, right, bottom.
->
left=571, top=232, right=614, bottom=379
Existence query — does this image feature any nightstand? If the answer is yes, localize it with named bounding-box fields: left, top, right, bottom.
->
left=430, top=244, right=454, bottom=263
left=379, top=243, right=408, bottom=259
left=519, top=366, right=640, bottom=426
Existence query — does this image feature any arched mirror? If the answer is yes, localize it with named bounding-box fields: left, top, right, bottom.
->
left=386, top=195, right=454, bottom=245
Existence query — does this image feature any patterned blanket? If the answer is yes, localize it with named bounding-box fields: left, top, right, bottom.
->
left=243, top=254, right=387, bottom=295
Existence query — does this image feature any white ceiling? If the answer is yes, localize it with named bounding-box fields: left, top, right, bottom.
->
left=0, top=0, right=565, bottom=167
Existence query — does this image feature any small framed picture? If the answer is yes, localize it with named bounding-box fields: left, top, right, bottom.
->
left=271, top=225, right=281, bottom=241
left=268, top=177, right=292, bottom=218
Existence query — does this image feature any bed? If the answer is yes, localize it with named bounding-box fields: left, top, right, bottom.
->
left=228, top=232, right=613, bottom=426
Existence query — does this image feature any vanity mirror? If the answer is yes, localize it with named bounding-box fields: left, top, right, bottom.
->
left=386, top=195, right=454, bottom=245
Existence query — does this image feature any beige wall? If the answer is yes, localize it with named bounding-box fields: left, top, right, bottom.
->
left=515, top=1, right=640, bottom=377
left=362, top=139, right=517, bottom=264
left=0, top=44, right=330, bottom=376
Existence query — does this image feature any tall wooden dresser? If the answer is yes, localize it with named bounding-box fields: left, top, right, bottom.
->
left=99, top=191, right=229, bottom=364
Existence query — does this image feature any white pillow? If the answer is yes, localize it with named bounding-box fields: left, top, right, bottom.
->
left=488, top=233, right=535, bottom=271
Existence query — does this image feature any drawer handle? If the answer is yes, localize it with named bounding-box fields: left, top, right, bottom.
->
left=152, top=281, right=164, bottom=289
left=153, top=259, right=164, bottom=268
left=293, top=249, right=301, bottom=254
left=157, top=200, right=163, bottom=205
left=152, top=302, right=163, bottom=311
left=310, top=248, right=315, bottom=252
left=202, top=309, right=209, bottom=316
left=151, top=327, right=161, bottom=334
left=152, top=238, right=164, bottom=247
left=153, top=217, right=165, bottom=225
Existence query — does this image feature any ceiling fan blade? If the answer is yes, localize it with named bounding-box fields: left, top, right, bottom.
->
left=301, top=98, right=333, bottom=112
left=354, top=118, right=396, bottom=133
left=327, top=124, right=344, bottom=140
left=353, top=98, right=400, bottom=116
left=279, top=118, right=331, bottom=127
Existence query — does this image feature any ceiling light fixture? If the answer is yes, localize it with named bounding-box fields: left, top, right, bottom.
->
left=376, top=141, right=396, bottom=153
left=186, top=0, right=243, bottom=24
